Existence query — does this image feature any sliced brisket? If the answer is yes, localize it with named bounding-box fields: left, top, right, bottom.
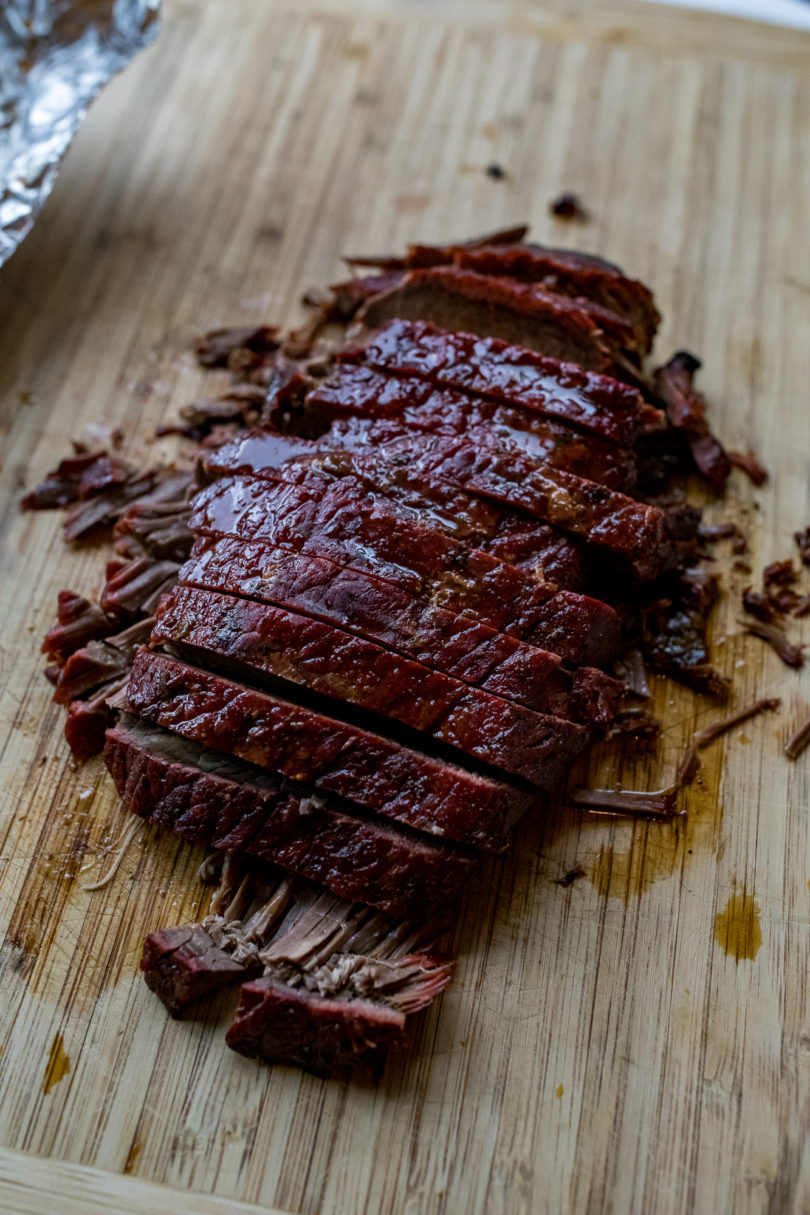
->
left=189, top=475, right=618, bottom=665
left=126, top=649, right=533, bottom=849
left=355, top=268, right=637, bottom=377
left=341, top=318, right=661, bottom=445
left=151, top=584, right=592, bottom=787
left=105, top=716, right=480, bottom=919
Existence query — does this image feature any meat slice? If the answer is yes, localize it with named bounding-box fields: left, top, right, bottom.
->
left=225, top=978, right=407, bottom=1075
left=105, top=716, right=480, bottom=919
left=452, top=244, right=659, bottom=353
left=141, top=924, right=250, bottom=1014
left=151, top=584, right=592, bottom=787
left=355, top=268, right=638, bottom=377
left=341, top=318, right=661, bottom=445
left=207, top=424, right=671, bottom=581
left=126, top=649, right=533, bottom=849
left=179, top=536, right=583, bottom=717
left=300, top=365, right=637, bottom=491
left=345, top=236, right=660, bottom=353
left=189, top=475, right=617, bottom=665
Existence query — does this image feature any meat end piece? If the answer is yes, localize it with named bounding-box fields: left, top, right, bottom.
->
left=141, top=925, right=250, bottom=1016
left=356, top=267, right=636, bottom=378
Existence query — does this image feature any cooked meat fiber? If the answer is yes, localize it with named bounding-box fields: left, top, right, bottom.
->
left=180, top=537, right=572, bottom=718
left=190, top=475, right=619, bottom=665
left=127, top=649, right=533, bottom=849
left=356, top=269, right=642, bottom=379
left=299, top=365, right=638, bottom=491
left=341, top=319, right=661, bottom=445
left=151, top=584, right=592, bottom=787
left=206, top=423, right=671, bottom=581
left=142, top=923, right=250, bottom=1014
left=106, top=716, right=480, bottom=919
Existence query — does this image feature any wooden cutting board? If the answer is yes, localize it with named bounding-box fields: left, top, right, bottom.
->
left=1, top=1, right=809, bottom=1211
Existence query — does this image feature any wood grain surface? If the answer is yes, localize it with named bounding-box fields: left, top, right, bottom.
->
left=1, top=1, right=809, bottom=1212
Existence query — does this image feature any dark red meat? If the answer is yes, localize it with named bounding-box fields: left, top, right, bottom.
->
left=341, top=319, right=661, bottom=444
left=126, top=649, right=533, bottom=850
left=301, top=365, right=638, bottom=491
left=189, top=474, right=616, bottom=664
left=105, top=716, right=480, bottom=919
left=141, top=924, right=251, bottom=1016
left=225, top=977, right=407, bottom=1076
left=356, top=268, right=637, bottom=376
left=652, top=352, right=730, bottom=485
left=151, top=584, right=592, bottom=787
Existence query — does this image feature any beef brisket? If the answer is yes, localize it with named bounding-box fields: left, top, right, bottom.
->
left=126, top=649, right=533, bottom=849
left=189, top=475, right=618, bottom=665
left=206, top=423, right=671, bottom=581
left=151, top=584, right=592, bottom=786
left=300, top=365, right=638, bottom=491
left=106, top=715, right=480, bottom=919
left=341, top=318, right=661, bottom=445
left=355, top=268, right=637, bottom=377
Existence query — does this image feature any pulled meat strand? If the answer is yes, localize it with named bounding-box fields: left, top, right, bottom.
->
left=570, top=786, right=679, bottom=819
left=784, top=712, right=810, bottom=760
left=692, top=697, right=781, bottom=748
left=728, top=448, right=768, bottom=486
left=794, top=527, right=810, bottom=568
left=743, top=620, right=804, bottom=668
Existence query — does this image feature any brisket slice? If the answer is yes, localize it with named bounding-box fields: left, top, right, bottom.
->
left=105, top=716, right=479, bottom=919
left=225, top=979, right=407, bottom=1075
left=206, top=423, right=670, bottom=581
left=299, top=365, right=637, bottom=491
left=189, top=475, right=616, bottom=666
left=355, top=268, right=637, bottom=378
left=452, top=244, right=659, bottom=353
left=151, top=584, right=591, bottom=787
left=341, top=318, right=661, bottom=445
left=178, top=536, right=593, bottom=719
left=126, top=649, right=533, bottom=849
left=345, top=237, right=659, bottom=353
left=141, top=924, right=250, bottom=1015
left=209, top=444, right=586, bottom=592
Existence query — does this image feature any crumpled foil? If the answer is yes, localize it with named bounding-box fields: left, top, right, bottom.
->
left=0, top=0, right=160, bottom=267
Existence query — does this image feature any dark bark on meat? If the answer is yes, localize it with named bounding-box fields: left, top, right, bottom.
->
left=652, top=352, right=730, bottom=485
left=126, top=650, right=533, bottom=850
left=178, top=534, right=605, bottom=719
left=205, top=440, right=587, bottom=593
left=105, top=716, right=480, bottom=919
left=206, top=422, right=670, bottom=582
left=153, top=584, right=592, bottom=787
left=341, top=319, right=661, bottom=445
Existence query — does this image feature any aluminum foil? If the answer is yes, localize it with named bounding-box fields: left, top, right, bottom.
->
left=0, top=0, right=161, bottom=267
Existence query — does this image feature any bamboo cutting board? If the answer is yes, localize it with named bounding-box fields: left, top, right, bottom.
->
left=1, top=1, right=809, bottom=1212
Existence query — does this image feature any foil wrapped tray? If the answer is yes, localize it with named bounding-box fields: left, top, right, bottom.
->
left=0, top=0, right=161, bottom=267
